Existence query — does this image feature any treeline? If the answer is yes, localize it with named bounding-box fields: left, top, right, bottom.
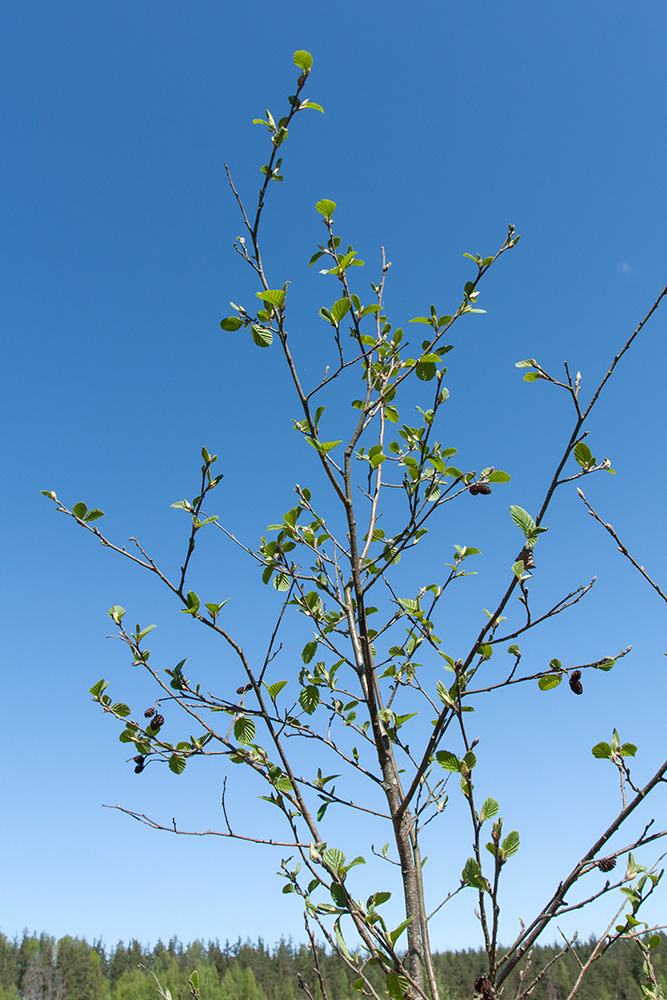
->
left=1, top=930, right=665, bottom=1000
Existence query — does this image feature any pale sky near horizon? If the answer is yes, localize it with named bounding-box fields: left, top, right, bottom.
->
left=3, top=0, right=667, bottom=956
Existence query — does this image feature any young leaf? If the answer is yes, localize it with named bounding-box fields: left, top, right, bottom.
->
left=436, top=750, right=460, bottom=772
left=169, top=754, right=187, bottom=775
left=220, top=316, right=243, bottom=331
left=251, top=324, right=273, bottom=348
left=299, top=685, right=320, bottom=715
left=509, top=505, right=536, bottom=535
left=256, top=289, right=286, bottom=308
left=538, top=673, right=562, bottom=691
left=234, top=716, right=256, bottom=745
left=501, top=830, right=520, bottom=859
left=293, top=50, right=314, bottom=75
left=315, top=199, right=337, bottom=221
left=574, top=441, right=593, bottom=467
left=480, top=797, right=499, bottom=822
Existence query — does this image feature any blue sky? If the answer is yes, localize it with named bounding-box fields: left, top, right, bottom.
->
left=3, top=0, right=667, bottom=958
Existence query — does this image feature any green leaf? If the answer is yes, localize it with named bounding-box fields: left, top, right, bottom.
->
left=72, top=502, right=88, bottom=519
left=523, top=372, right=542, bottom=382
left=323, top=848, right=346, bottom=874
left=111, top=703, right=131, bottom=717
left=108, top=605, right=126, bottom=624
left=301, top=101, right=324, bottom=112
left=595, top=658, right=616, bottom=672
left=388, top=917, right=413, bottom=944
left=251, top=324, right=273, bottom=348
left=256, top=289, right=286, bottom=308
left=316, top=199, right=337, bottom=220
left=501, top=830, right=520, bottom=858
left=368, top=891, right=392, bottom=907
left=480, top=797, right=499, bottom=822
left=307, top=438, right=341, bottom=454
left=509, top=505, right=536, bottom=535
left=234, top=716, right=256, bottom=745
left=299, top=685, right=320, bottom=715
left=385, top=973, right=410, bottom=1000
left=592, top=741, right=612, bottom=759
left=293, top=50, right=314, bottom=74
left=436, top=679, right=455, bottom=708
left=220, top=316, right=243, bottom=331
left=619, top=743, right=637, bottom=757
left=181, top=591, right=201, bottom=615
left=205, top=600, right=229, bottom=618
left=416, top=360, right=437, bottom=381
left=330, top=883, right=347, bottom=907
left=267, top=680, right=288, bottom=699
left=332, top=298, right=352, bottom=323
left=89, top=678, right=109, bottom=698
left=512, top=560, right=527, bottom=579
left=83, top=508, right=105, bottom=522
left=436, top=750, right=460, bottom=772
left=169, top=754, right=187, bottom=775
left=538, top=673, right=562, bottom=691
left=462, top=857, right=486, bottom=889
left=574, top=441, right=593, bottom=467
left=302, top=641, right=318, bottom=664
left=488, top=470, right=511, bottom=483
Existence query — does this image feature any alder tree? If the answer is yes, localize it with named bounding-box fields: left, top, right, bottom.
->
left=44, top=50, right=667, bottom=1000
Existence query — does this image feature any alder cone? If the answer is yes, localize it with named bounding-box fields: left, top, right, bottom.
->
left=474, top=977, right=496, bottom=998
left=569, top=670, right=583, bottom=695
left=598, top=857, right=617, bottom=872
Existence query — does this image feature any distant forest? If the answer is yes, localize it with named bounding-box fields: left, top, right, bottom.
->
left=1, top=929, right=666, bottom=1000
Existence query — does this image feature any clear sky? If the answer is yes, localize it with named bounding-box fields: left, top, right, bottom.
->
left=3, top=0, right=667, bottom=958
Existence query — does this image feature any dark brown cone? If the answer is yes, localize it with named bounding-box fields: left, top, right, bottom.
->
left=237, top=683, right=253, bottom=695
left=149, top=713, right=165, bottom=730
left=474, top=977, right=496, bottom=998
left=133, top=756, right=145, bottom=773
left=144, top=707, right=156, bottom=718
left=598, top=857, right=617, bottom=872
left=569, top=671, right=583, bottom=695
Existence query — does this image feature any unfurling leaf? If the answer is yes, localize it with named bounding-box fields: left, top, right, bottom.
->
left=293, top=50, right=314, bottom=75
left=316, top=199, right=337, bottom=221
